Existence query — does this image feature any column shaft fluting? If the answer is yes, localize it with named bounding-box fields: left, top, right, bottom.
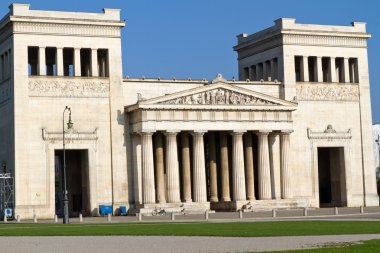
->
left=232, top=132, right=246, bottom=201
left=220, top=132, right=231, bottom=201
left=165, top=132, right=181, bottom=203
left=257, top=132, right=272, bottom=200
left=244, top=132, right=255, bottom=200
left=154, top=133, right=166, bottom=203
left=193, top=132, right=207, bottom=202
left=181, top=132, right=192, bottom=202
left=141, top=132, right=156, bottom=204
left=280, top=132, right=292, bottom=199
left=208, top=132, right=218, bottom=202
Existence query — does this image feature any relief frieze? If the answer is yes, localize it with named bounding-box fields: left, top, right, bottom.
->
left=28, top=78, right=109, bottom=98
left=296, top=84, right=359, bottom=101
left=161, top=88, right=278, bottom=105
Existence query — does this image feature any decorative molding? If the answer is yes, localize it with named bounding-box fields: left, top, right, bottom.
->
left=42, top=128, right=98, bottom=142
left=161, top=88, right=279, bottom=106
left=14, top=22, right=121, bottom=37
left=307, top=125, right=352, bottom=141
left=296, top=83, right=359, bottom=101
left=283, top=34, right=367, bottom=48
left=28, top=78, right=109, bottom=98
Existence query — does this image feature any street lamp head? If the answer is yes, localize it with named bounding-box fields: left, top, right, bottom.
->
left=67, top=109, right=74, bottom=129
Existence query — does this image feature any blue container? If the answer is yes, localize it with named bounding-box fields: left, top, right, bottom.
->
left=99, top=205, right=113, bottom=215
left=120, top=206, right=127, bottom=215
left=4, top=209, right=12, bottom=218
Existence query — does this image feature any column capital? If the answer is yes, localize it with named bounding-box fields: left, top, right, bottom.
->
left=137, top=131, right=155, bottom=136
left=230, top=130, right=246, bottom=136
left=256, top=130, right=271, bottom=136
left=164, top=131, right=179, bottom=136
left=279, top=130, right=294, bottom=135
left=191, top=131, right=207, bottom=136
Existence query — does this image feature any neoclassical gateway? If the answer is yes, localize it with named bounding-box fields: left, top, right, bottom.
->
left=0, top=4, right=378, bottom=218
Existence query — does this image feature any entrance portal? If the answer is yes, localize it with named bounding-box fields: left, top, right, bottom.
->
left=317, top=147, right=347, bottom=207
left=55, top=150, right=90, bottom=216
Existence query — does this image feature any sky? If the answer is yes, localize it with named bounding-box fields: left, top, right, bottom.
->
left=0, top=0, right=379, bottom=122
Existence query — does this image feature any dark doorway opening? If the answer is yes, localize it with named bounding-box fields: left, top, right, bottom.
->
left=317, top=147, right=347, bottom=207
left=55, top=149, right=89, bottom=217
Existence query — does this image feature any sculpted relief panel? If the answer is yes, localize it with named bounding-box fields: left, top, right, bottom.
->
left=296, top=84, right=359, bottom=101
left=161, top=88, right=279, bottom=105
left=29, top=78, right=109, bottom=98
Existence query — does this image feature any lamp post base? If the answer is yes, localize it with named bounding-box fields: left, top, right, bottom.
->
left=63, top=196, right=69, bottom=224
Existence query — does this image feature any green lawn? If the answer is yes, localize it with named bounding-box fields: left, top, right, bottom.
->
left=0, top=221, right=379, bottom=237
left=264, top=239, right=380, bottom=253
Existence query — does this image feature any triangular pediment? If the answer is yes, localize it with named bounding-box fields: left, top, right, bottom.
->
left=137, top=82, right=296, bottom=107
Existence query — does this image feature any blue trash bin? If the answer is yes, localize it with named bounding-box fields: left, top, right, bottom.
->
left=120, top=206, right=127, bottom=215
left=99, top=205, right=113, bottom=216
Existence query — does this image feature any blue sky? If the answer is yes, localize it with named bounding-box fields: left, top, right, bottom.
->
left=1, top=0, right=379, bottom=122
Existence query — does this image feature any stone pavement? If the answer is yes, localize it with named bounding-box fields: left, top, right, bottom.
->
left=5, top=206, right=380, bottom=224
left=1, top=234, right=380, bottom=253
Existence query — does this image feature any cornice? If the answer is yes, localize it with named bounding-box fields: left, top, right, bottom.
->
left=13, top=21, right=122, bottom=38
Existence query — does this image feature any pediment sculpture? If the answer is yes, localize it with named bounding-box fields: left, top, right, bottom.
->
left=160, top=88, right=279, bottom=106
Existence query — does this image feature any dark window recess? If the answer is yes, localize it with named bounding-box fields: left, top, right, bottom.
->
left=45, top=47, right=57, bottom=76
left=308, top=57, right=317, bottom=82
left=80, top=49, right=91, bottom=77
left=28, top=47, right=39, bottom=76
left=97, top=49, right=109, bottom=77
left=294, top=56, right=302, bottom=82
left=63, top=48, right=74, bottom=77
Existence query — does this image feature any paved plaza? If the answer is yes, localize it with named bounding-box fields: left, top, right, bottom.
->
left=1, top=207, right=380, bottom=252
left=1, top=234, right=380, bottom=253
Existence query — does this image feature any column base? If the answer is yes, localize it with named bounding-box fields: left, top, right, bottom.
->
left=132, top=202, right=211, bottom=215
left=365, top=193, right=380, bottom=207
left=211, top=198, right=310, bottom=211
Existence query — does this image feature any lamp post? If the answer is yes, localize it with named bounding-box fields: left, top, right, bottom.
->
left=62, top=106, right=73, bottom=224
left=376, top=134, right=380, bottom=169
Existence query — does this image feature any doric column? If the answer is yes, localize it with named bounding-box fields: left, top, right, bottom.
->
left=165, top=132, right=181, bottom=203
left=3, top=53, right=8, bottom=79
left=141, top=132, right=156, bottom=204
left=208, top=132, right=218, bottom=202
left=280, top=131, right=292, bottom=199
left=244, top=132, right=255, bottom=201
left=91, top=48, right=99, bottom=77
left=301, top=56, right=309, bottom=82
left=329, top=57, right=336, bottom=83
left=0, top=55, right=3, bottom=80
left=344, top=57, right=350, bottom=83
left=270, top=59, right=276, bottom=81
left=257, top=131, right=272, bottom=200
left=256, top=64, right=261, bottom=80
left=269, top=133, right=281, bottom=199
left=192, top=131, right=207, bottom=202
left=231, top=131, right=246, bottom=201
left=316, top=57, right=323, bottom=82
left=38, top=47, right=46, bottom=76
left=74, top=48, right=81, bottom=77
left=56, top=47, right=64, bottom=76
left=262, top=62, right=267, bottom=81
left=220, top=132, right=231, bottom=201
left=181, top=132, right=192, bottom=202
left=154, top=133, right=166, bottom=204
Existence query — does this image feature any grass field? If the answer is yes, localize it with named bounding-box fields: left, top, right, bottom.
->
left=265, top=240, right=380, bottom=253
left=0, top=220, right=380, bottom=237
